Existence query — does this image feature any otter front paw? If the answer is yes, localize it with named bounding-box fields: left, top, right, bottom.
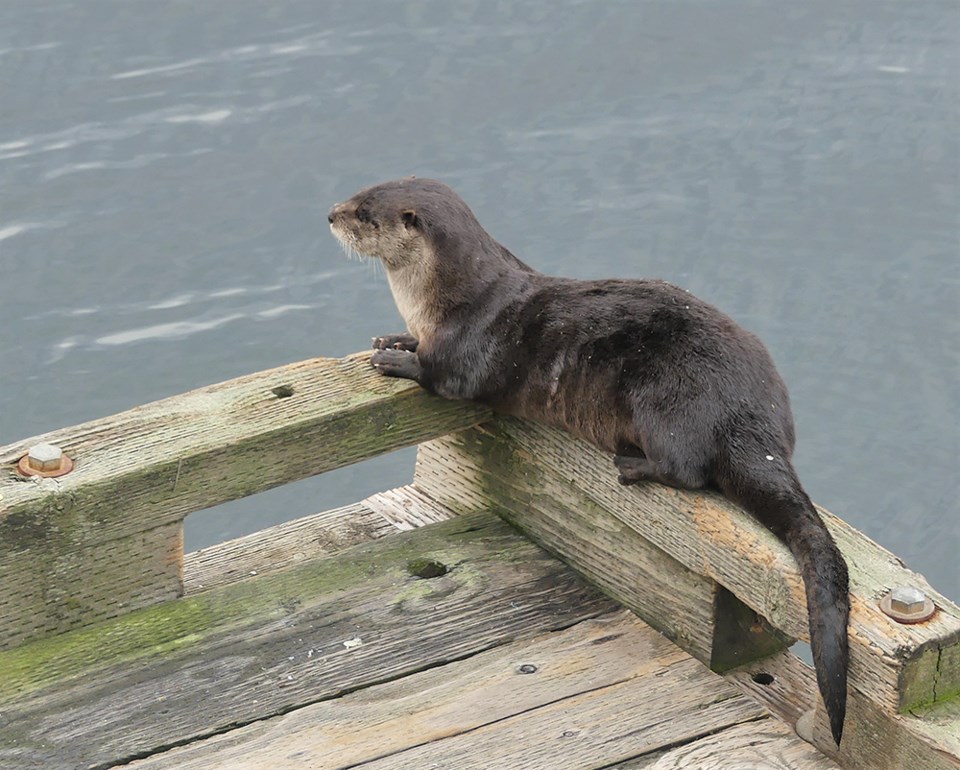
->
left=372, top=333, right=419, bottom=352
left=371, top=348, right=423, bottom=382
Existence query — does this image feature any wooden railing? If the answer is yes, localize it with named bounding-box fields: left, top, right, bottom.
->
left=1, top=353, right=957, bottom=769
left=0, top=354, right=488, bottom=649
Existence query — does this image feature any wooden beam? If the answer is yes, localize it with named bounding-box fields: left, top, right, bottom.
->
left=412, top=419, right=960, bottom=721
left=183, top=502, right=395, bottom=594
left=182, top=486, right=456, bottom=594
left=726, top=649, right=960, bottom=769
left=0, top=355, right=489, bottom=648
left=415, top=427, right=793, bottom=670
left=0, top=511, right=617, bottom=770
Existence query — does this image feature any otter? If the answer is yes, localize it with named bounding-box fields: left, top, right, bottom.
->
left=328, top=177, right=849, bottom=745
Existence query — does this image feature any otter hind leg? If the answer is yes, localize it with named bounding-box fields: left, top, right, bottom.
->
left=373, top=333, right=419, bottom=352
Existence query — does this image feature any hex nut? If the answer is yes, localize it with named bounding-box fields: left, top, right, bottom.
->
left=890, top=586, right=927, bottom=614
left=28, top=443, right=63, bottom=472
left=17, top=443, right=74, bottom=478
left=879, top=586, right=936, bottom=624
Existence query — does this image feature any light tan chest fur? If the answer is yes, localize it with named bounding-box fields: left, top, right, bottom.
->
left=386, top=260, right=435, bottom=341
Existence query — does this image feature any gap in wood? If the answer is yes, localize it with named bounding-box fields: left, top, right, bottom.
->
left=791, top=639, right=814, bottom=667
left=183, top=447, right=416, bottom=552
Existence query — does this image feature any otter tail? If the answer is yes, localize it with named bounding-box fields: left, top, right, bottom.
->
left=720, top=468, right=849, bottom=745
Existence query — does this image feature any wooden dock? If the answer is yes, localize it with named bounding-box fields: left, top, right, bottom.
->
left=0, top=353, right=957, bottom=770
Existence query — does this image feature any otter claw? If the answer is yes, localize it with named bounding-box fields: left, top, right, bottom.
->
left=371, top=347, right=422, bottom=382
left=372, top=333, right=419, bottom=352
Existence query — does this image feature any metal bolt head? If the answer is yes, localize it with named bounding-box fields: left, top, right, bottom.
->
left=890, top=586, right=927, bottom=614
left=880, top=585, right=936, bottom=624
left=27, top=443, right=63, bottom=472
left=17, top=443, right=74, bottom=478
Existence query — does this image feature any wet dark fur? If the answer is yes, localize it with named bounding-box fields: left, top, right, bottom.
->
left=329, top=177, right=849, bottom=744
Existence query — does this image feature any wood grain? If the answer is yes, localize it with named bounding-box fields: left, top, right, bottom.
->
left=362, top=484, right=457, bottom=530
left=182, top=486, right=456, bottom=594
left=611, top=720, right=839, bottom=769
left=0, top=511, right=617, bottom=770
left=355, top=656, right=764, bottom=770
left=415, top=423, right=793, bottom=670
left=725, top=649, right=960, bottom=770
left=127, top=612, right=843, bottom=770
left=413, top=418, right=960, bottom=717
left=123, top=612, right=689, bottom=769
left=0, top=355, right=489, bottom=647
left=183, top=502, right=393, bottom=593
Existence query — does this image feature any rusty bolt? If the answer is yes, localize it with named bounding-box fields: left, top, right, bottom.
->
left=879, top=586, right=936, bottom=624
left=17, top=443, right=74, bottom=478
left=29, top=443, right=62, bottom=471
left=891, top=586, right=926, bottom=614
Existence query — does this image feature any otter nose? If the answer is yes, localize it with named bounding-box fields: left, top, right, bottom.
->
left=327, top=207, right=336, bottom=224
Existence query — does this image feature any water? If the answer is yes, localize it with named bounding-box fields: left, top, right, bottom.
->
left=0, top=0, right=956, bottom=599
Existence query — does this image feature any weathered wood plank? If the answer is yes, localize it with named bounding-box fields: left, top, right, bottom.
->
left=183, top=486, right=455, bottom=594
left=121, top=611, right=690, bottom=769
left=907, top=698, right=960, bottom=768
left=416, top=428, right=717, bottom=662
left=0, top=517, right=186, bottom=651
left=726, top=650, right=960, bottom=770
left=0, top=511, right=617, bottom=770
left=362, top=484, right=457, bottom=530
left=413, top=418, right=960, bottom=718
left=415, top=425, right=791, bottom=669
left=727, top=648, right=818, bottom=728
left=183, top=502, right=393, bottom=593
left=610, top=720, right=840, bottom=769
left=0, top=355, right=489, bottom=648
left=352, top=655, right=765, bottom=769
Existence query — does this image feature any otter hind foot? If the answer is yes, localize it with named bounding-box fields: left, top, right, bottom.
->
left=372, top=333, right=419, bottom=352
left=371, top=348, right=423, bottom=382
left=614, top=454, right=705, bottom=490
left=614, top=455, right=658, bottom=486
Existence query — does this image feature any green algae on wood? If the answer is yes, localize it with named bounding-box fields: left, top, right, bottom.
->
left=0, top=512, right=518, bottom=702
left=0, top=512, right=618, bottom=770
left=0, top=354, right=491, bottom=650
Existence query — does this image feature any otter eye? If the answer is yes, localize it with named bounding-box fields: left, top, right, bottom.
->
left=401, top=210, right=418, bottom=229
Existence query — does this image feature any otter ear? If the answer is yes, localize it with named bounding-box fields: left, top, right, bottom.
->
left=401, top=210, right=419, bottom=230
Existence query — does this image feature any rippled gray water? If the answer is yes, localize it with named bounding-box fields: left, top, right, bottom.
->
left=1, top=0, right=956, bottom=598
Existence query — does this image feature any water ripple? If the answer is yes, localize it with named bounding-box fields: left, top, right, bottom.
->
left=95, top=314, right=247, bottom=346
left=163, top=109, right=232, bottom=124
left=109, top=32, right=361, bottom=81
left=0, top=41, right=60, bottom=57
left=0, top=222, right=40, bottom=243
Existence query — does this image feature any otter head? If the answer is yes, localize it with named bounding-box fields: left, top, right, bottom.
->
left=327, top=177, right=432, bottom=270
left=328, top=177, right=494, bottom=340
